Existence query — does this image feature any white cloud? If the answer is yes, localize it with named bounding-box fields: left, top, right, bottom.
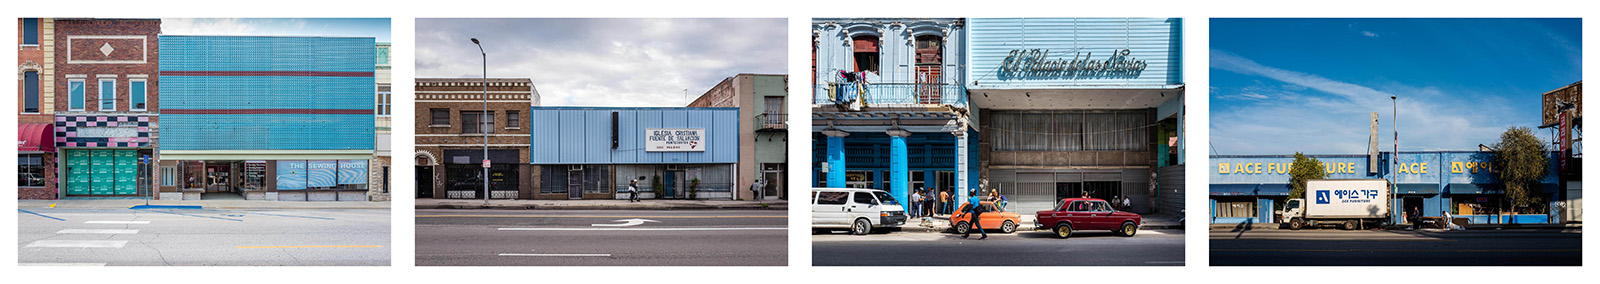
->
left=1210, top=50, right=1533, bottom=155
left=1361, top=31, right=1380, bottom=38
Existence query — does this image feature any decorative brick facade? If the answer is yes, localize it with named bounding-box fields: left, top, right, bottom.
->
left=415, top=78, right=536, bottom=199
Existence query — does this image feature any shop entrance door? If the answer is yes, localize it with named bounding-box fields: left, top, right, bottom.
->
left=663, top=170, right=680, bottom=198
left=568, top=165, right=584, bottom=199
left=416, top=166, right=434, bottom=198
left=205, top=163, right=232, bottom=193
left=1403, top=197, right=1424, bottom=224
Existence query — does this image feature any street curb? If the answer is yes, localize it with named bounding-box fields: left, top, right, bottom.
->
left=416, top=204, right=787, bottom=210
left=129, top=205, right=202, bottom=210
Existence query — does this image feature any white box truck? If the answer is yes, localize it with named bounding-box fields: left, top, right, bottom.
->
left=1279, top=179, right=1390, bottom=230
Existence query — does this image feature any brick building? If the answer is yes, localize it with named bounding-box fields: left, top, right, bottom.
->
left=18, top=18, right=57, bottom=199
left=414, top=78, right=537, bottom=199
left=371, top=42, right=393, bottom=201
left=51, top=18, right=161, bottom=198
left=687, top=74, right=789, bottom=200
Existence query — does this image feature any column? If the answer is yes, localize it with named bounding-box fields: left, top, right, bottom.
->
left=888, top=128, right=910, bottom=205
left=955, top=129, right=970, bottom=203
left=823, top=129, right=849, bottom=188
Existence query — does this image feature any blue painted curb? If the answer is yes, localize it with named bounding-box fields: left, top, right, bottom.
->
left=130, top=205, right=203, bottom=210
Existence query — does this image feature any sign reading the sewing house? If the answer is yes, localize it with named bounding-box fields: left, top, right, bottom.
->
left=645, top=128, right=706, bottom=152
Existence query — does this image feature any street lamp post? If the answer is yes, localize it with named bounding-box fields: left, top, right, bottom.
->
left=1391, top=95, right=1397, bottom=225
left=472, top=38, right=488, bottom=204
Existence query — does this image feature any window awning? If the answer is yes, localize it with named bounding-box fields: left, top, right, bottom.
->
left=1447, top=183, right=1498, bottom=194
left=1396, top=184, right=1439, bottom=194
left=18, top=123, right=55, bottom=152
left=1211, top=184, right=1291, bottom=196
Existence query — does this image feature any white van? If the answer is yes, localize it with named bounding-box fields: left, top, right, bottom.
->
left=811, top=188, right=906, bottom=235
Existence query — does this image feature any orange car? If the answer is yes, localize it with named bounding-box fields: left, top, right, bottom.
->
left=950, top=201, right=1023, bottom=233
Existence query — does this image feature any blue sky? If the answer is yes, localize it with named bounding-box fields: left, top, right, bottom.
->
left=161, top=18, right=391, bottom=42
left=1210, top=18, right=1580, bottom=155
left=414, top=18, right=787, bottom=107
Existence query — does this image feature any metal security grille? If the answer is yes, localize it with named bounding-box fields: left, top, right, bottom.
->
left=1215, top=201, right=1257, bottom=218
left=991, top=110, right=1149, bottom=151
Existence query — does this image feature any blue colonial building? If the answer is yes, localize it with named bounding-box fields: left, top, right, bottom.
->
left=157, top=35, right=377, bottom=201
left=812, top=18, right=1185, bottom=215
left=529, top=107, right=739, bottom=199
left=1210, top=152, right=1563, bottom=225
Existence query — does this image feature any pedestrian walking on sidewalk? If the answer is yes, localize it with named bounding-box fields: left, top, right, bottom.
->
left=628, top=177, right=642, bottom=203
left=961, top=189, right=987, bottom=240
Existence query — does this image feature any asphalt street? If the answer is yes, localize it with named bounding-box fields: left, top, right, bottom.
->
left=17, top=207, right=390, bottom=266
left=812, top=228, right=1185, bottom=266
left=1210, top=229, right=1582, bottom=266
left=415, top=209, right=787, bottom=266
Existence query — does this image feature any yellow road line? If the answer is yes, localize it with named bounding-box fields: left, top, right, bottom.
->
left=415, top=215, right=785, bottom=218
left=236, top=245, right=384, bottom=249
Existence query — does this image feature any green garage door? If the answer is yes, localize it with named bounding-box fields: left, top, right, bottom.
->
left=65, top=150, right=92, bottom=195
left=64, top=149, right=140, bottom=196
left=114, top=150, right=138, bottom=195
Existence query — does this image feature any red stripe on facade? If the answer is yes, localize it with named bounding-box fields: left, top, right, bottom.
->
left=162, top=71, right=374, bottom=77
left=162, top=109, right=372, bottom=115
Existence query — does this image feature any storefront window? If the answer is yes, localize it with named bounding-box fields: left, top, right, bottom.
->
left=539, top=165, right=608, bottom=194
left=447, top=164, right=515, bottom=193
left=541, top=166, right=567, bottom=194
left=243, top=162, right=266, bottom=189
left=992, top=111, right=1150, bottom=151
left=19, top=154, right=46, bottom=187
left=1214, top=197, right=1257, bottom=218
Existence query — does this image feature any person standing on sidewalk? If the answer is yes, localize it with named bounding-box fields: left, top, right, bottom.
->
left=910, top=189, right=924, bottom=217
left=939, top=189, right=951, bottom=216
left=628, top=177, right=642, bottom=203
left=961, top=188, right=987, bottom=240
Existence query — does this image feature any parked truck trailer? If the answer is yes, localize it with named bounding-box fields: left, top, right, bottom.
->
left=1279, top=179, right=1390, bottom=230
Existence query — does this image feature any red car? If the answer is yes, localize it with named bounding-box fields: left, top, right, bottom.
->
left=1034, top=198, right=1142, bottom=238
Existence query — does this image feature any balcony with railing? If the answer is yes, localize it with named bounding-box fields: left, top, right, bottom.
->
left=813, top=83, right=966, bottom=108
left=756, top=113, right=786, bottom=131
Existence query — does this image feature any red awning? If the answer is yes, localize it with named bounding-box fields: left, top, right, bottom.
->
left=18, top=123, right=55, bottom=152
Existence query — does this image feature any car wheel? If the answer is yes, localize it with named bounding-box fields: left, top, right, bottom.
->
left=1001, top=220, right=1017, bottom=234
left=1342, top=220, right=1358, bottom=230
left=1119, top=222, right=1138, bottom=237
left=955, top=221, right=970, bottom=234
left=1054, top=223, right=1073, bottom=239
left=1289, top=218, right=1304, bottom=230
left=851, top=219, right=871, bottom=235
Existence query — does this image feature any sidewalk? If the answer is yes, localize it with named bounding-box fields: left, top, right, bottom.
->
left=897, top=212, right=1184, bottom=233
left=18, top=198, right=391, bottom=210
left=415, top=198, right=787, bottom=210
left=1206, top=220, right=1583, bottom=231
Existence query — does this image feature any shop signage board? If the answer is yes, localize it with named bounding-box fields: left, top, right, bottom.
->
left=645, top=128, right=706, bottom=152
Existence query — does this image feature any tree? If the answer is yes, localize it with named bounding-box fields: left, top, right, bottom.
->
left=688, top=178, right=701, bottom=199
left=1491, top=126, right=1549, bottom=215
left=1287, top=152, right=1328, bottom=200
left=651, top=174, right=665, bottom=199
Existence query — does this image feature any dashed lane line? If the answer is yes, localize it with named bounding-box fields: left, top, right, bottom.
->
left=25, top=240, right=129, bottom=248
left=498, top=227, right=787, bottom=231
left=57, top=229, right=139, bottom=234
left=236, top=245, right=385, bottom=249
left=498, top=253, right=612, bottom=257
left=419, top=215, right=784, bottom=218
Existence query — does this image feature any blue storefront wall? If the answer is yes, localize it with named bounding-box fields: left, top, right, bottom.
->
left=529, top=107, right=738, bottom=165
left=158, top=36, right=376, bottom=151
left=811, top=129, right=979, bottom=209
left=1210, top=152, right=1561, bottom=224
left=967, top=18, right=1183, bottom=89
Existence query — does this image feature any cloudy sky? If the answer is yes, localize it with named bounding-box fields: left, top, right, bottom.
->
left=161, top=18, right=391, bottom=42
left=415, top=18, right=787, bottom=107
left=1210, top=18, right=1580, bottom=155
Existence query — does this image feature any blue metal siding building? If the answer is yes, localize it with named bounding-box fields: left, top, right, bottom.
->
left=1210, top=152, right=1562, bottom=225
left=530, top=107, right=739, bottom=199
left=158, top=36, right=376, bottom=200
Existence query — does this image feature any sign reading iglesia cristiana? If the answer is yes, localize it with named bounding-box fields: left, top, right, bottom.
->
left=645, top=128, right=705, bottom=152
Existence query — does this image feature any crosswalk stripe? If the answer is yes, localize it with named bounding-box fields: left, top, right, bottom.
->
left=25, top=240, right=129, bottom=248
left=57, top=229, right=139, bottom=234
left=86, top=221, right=150, bottom=224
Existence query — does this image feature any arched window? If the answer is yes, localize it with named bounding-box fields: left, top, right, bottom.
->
left=851, top=35, right=880, bottom=73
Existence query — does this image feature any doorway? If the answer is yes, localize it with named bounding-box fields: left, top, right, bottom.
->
left=416, top=166, right=434, bottom=198
left=1403, top=197, right=1424, bottom=224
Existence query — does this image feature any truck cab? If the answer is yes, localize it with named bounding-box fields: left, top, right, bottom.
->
left=1279, top=198, right=1303, bottom=223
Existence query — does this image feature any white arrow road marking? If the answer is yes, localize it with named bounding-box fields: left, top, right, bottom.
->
left=57, top=229, right=139, bottom=234
left=498, top=253, right=612, bottom=257
left=591, top=218, right=661, bottom=227
left=25, top=240, right=128, bottom=248
left=500, top=227, right=786, bottom=231
left=86, top=221, right=149, bottom=224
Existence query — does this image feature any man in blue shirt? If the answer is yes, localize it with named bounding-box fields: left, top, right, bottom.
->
left=961, top=188, right=987, bottom=240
